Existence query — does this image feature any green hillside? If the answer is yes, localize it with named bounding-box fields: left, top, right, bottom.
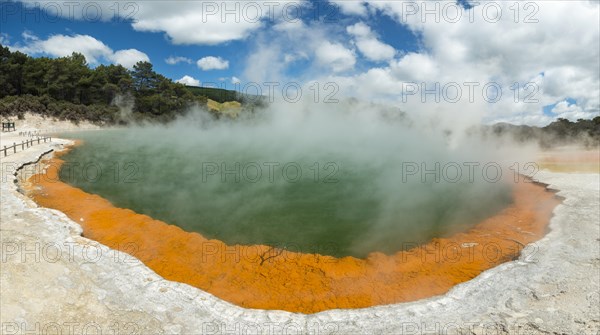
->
left=184, top=85, right=266, bottom=106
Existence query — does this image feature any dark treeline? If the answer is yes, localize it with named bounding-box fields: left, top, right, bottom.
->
left=0, top=44, right=207, bottom=123
left=482, top=117, right=600, bottom=148
left=185, top=85, right=267, bottom=106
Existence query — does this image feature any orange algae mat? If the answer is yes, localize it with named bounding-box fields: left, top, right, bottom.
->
left=27, top=148, right=561, bottom=313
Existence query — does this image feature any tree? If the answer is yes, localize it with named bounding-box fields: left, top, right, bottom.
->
left=0, top=46, right=27, bottom=97
left=0, top=46, right=228, bottom=124
left=131, top=61, right=158, bottom=93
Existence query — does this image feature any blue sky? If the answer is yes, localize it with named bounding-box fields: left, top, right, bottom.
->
left=2, top=1, right=249, bottom=85
left=1, top=0, right=599, bottom=126
left=1, top=1, right=419, bottom=87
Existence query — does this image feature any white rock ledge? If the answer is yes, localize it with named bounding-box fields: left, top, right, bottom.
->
left=1, top=141, right=598, bottom=334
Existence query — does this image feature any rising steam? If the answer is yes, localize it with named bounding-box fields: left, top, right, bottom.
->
left=60, top=97, right=538, bottom=257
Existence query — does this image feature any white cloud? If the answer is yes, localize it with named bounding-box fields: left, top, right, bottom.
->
left=241, top=16, right=362, bottom=82
left=315, top=0, right=599, bottom=125
left=15, top=35, right=113, bottom=64
left=347, top=22, right=395, bottom=62
left=488, top=98, right=597, bottom=126
left=315, top=41, right=356, bottom=72
left=283, top=52, right=308, bottom=64
left=330, top=1, right=368, bottom=16
left=21, top=30, right=38, bottom=41
left=273, top=20, right=306, bottom=33
left=176, top=75, right=201, bottom=86
left=15, top=34, right=113, bottom=64
left=197, top=56, right=229, bottom=70
left=10, top=33, right=149, bottom=69
left=130, top=4, right=262, bottom=45
left=237, top=0, right=599, bottom=125
left=165, top=56, right=192, bottom=65
left=346, top=22, right=371, bottom=37
left=0, top=33, right=9, bottom=45
left=550, top=100, right=590, bottom=121
left=16, top=1, right=286, bottom=45
left=109, top=49, right=150, bottom=69
left=231, top=76, right=241, bottom=84
left=390, top=53, right=439, bottom=82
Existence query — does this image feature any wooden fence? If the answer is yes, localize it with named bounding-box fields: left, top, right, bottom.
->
left=2, top=136, right=52, bottom=157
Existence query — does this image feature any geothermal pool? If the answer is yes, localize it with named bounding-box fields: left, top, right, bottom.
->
left=26, top=109, right=561, bottom=313
left=57, top=128, right=512, bottom=258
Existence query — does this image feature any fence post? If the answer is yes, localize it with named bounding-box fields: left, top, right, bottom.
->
left=3, top=146, right=6, bottom=157
left=37, top=137, right=40, bottom=144
left=21, top=141, right=24, bottom=150
left=13, top=143, right=16, bottom=153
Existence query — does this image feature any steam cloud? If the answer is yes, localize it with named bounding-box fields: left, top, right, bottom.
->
left=61, top=97, right=537, bottom=257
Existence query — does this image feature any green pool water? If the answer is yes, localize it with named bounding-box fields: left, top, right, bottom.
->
left=58, top=125, right=512, bottom=258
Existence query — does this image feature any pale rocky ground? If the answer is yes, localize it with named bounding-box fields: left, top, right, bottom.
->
left=0, top=122, right=598, bottom=334
left=1, top=113, right=101, bottom=137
